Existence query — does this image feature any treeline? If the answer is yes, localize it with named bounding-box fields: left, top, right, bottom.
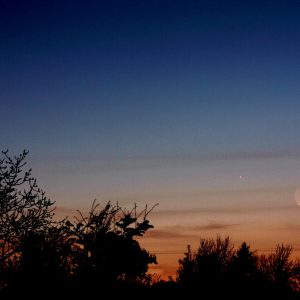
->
left=1, top=151, right=300, bottom=299
left=173, top=237, right=300, bottom=299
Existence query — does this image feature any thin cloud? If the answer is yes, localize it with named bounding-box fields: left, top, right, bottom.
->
left=192, top=223, right=239, bottom=230
left=146, top=230, right=194, bottom=240
left=151, top=203, right=294, bottom=217
left=165, top=223, right=239, bottom=232
left=146, top=223, right=239, bottom=240
left=281, top=223, right=300, bottom=232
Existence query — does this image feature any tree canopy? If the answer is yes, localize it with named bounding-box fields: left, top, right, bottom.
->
left=0, top=150, right=54, bottom=268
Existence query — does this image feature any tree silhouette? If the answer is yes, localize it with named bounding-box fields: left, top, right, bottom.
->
left=176, top=238, right=300, bottom=299
left=231, top=242, right=257, bottom=275
left=60, top=201, right=157, bottom=290
left=177, top=245, right=195, bottom=287
left=259, top=244, right=300, bottom=294
left=177, top=236, right=234, bottom=293
left=226, top=242, right=266, bottom=298
left=0, top=150, right=54, bottom=271
left=17, top=231, right=65, bottom=290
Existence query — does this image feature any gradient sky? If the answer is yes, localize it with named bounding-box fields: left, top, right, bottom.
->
left=2, top=0, right=300, bottom=277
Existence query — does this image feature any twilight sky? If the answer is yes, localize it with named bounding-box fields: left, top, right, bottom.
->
left=2, top=0, right=300, bottom=277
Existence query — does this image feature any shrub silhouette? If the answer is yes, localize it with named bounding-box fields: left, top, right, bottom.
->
left=17, top=231, right=66, bottom=290
left=59, top=201, right=157, bottom=290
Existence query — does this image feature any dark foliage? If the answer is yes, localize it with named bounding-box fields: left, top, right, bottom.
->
left=0, top=151, right=157, bottom=296
left=0, top=150, right=54, bottom=291
left=177, top=237, right=300, bottom=299
left=60, top=201, right=157, bottom=290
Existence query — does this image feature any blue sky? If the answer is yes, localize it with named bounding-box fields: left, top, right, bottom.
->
left=2, top=0, right=300, bottom=276
left=2, top=0, right=300, bottom=158
left=1, top=0, right=300, bottom=206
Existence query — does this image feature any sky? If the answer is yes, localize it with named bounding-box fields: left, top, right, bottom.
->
left=1, top=0, right=300, bottom=277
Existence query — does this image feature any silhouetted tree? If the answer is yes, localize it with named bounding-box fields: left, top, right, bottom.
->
left=226, top=242, right=267, bottom=298
left=230, top=242, right=258, bottom=277
left=177, top=238, right=300, bottom=299
left=259, top=244, right=300, bottom=294
left=60, top=201, right=157, bottom=290
left=177, top=236, right=234, bottom=293
left=18, top=232, right=63, bottom=289
left=177, top=245, right=195, bottom=287
left=0, top=150, right=54, bottom=289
